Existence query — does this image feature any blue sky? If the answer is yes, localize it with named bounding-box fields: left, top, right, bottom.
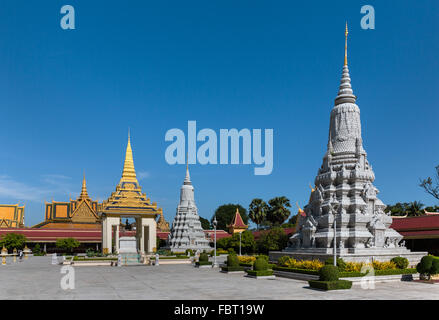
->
left=0, top=0, right=438, bottom=227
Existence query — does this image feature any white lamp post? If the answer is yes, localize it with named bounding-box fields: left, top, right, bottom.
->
left=239, top=231, right=242, bottom=256
left=333, top=216, right=337, bottom=266
left=213, top=216, right=218, bottom=267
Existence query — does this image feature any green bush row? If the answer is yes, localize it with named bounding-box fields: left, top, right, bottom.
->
left=273, top=266, right=417, bottom=277
left=221, top=266, right=245, bottom=272
left=196, top=261, right=212, bottom=266
left=246, top=270, right=274, bottom=277
left=308, top=280, right=352, bottom=291
left=273, top=266, right=320, bottom=275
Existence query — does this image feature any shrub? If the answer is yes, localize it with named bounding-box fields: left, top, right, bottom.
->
left=391, top=257, right=409, bottom=269
left=254, top=257, right=269, bottom=271
left=227, top=254, right=239, bottom=267
left=325, top=257, right=347, bottom=271
left=278, top=256, right=290, bottom=267
left=237, top=256, right=256, bottom=264
left=417, top=255, right=439, bottom=280
left=86, top=248, right=96, bottom=257
left=199, top=253, right=209, bottom=262
left=221, top=266, right=245, bottom=272
left=185, top=249, right=194, bottom=256
left=372, top=260, right=397, bottom=271
left=281, top=258, right=324, bottom=271
left=196, top=260, right=212, bottom=266
left=246, top=270, right=274, bottom=277
left=319, top=265, right=339, bottom=281
left=227, top=248, right=236, bottom=254
left=308, top=280, right=352, bottom=291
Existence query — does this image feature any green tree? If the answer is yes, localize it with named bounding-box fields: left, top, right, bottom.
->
left=385, top=202, right=411, bottom=216
left=56, top=238, right=80, bottom=254
left=256, top=227, right=289, bottom=254
left=406, top=201, right=425, bottom=217
left=420, top=165, right=439, bottom=201
left=266, top=197, right=291, bottom=227
left=0, top=233, right=27, bottom=252
left=227, top=231, right=256, bottom=254
left=210, top=204, right=249, bottom=231
left=248, top=199, right=268, bottom=230
left=199, top=217, right=211, bottom=230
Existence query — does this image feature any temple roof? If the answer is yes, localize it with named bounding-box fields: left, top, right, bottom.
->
left=100, top=134, right=161, bottom=217
left=228, top=208, right=248, bottom=229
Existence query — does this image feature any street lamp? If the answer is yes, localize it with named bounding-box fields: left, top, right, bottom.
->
left=239, top=231, right=242, bottom=256
left=213, top=216, right=218, bottom=267
left=333, top=215, right=337, bottom=266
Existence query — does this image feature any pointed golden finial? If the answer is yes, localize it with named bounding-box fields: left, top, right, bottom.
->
left=344, top=21, right=349, bottom=66
left=79, top=172, right=89, bottom=199
left=120, top=131, right=138, bottom=184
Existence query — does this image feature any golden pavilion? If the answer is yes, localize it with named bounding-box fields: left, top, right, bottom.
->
left=0, top=204, right=25, bottom=228
left=100, top=133, right=163, bottom=254
left=33, top=175, right=101, bottom=229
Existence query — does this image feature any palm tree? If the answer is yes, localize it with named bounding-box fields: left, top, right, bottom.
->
left=248, top=199, right=268, bottom=230
left=407, top=201, right=425, bottom=217
left=267, top=196, right=292, bottom=227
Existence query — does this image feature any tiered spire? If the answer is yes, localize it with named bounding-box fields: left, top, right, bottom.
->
left=184, top=155, right=191, bottom=185
left=120, top=132, right=138, bottom=184
left=78, top=173, right=90, bottom=200
left=335, top=22, right=357, bottom=105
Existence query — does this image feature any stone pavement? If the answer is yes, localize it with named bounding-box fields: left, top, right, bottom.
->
left=0, top=257, right=438, bottom=300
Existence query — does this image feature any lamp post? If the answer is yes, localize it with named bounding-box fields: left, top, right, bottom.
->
left=213, top=216, right=218, bottom=267
left=239, top=231, right=242, bottom=256
left=333, top=217, right=337, bottom=266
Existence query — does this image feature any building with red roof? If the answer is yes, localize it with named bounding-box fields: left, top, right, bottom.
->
left=227, top=208, right=248, bottom=234
left=391, top=213, right=439, bottom=256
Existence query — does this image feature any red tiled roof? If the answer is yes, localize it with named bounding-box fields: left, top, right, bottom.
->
left=390, top=214, right=439, bottom=239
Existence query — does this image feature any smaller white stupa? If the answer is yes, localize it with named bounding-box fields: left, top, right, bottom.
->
left=167, top=164, right=211, bottom=253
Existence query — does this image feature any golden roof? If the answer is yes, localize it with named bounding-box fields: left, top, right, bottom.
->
left=100, top=134, right=161, bottom=217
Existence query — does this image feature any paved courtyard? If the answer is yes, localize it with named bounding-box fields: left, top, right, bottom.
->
left=0, top=256, right=438, bottom=300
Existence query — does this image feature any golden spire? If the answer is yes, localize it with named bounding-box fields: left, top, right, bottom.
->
left=120, top=132, right=138, bottom=184
left=79, top=173, right=90, bottom=200
left=344, top=21, right=349, bottom=66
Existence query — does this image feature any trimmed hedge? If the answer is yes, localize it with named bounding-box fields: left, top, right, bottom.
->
left=391, top=257, right=409, bottom=269
left=308, top=280, right=352, bottom=291
left=246, top=270, right=274, bottom=277
left=254, top=257, right=269, bottom=271
left=239, top=263, right=253, bottom=267
left=196, top=261, right=212, bottom=266
left=273, top=266, right=417, bottom=277
left=221, top=266, right=245, bottom=272
left=319, top=265, right=339, bottom=281
left=273, top=266, right=319, bottom=275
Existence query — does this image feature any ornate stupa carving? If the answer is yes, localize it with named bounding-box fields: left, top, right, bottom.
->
left=100, top=134, right=162, bottom=218
left=282, top=24, right=426, bottom=263
left=167, top=164, right=211, bottom=252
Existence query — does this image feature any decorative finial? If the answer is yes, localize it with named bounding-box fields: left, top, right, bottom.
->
left=344, top=21, right=349, bottom=66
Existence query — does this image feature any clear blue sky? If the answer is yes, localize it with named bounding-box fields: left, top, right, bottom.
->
left=0, top=1, right=437, bottom=227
